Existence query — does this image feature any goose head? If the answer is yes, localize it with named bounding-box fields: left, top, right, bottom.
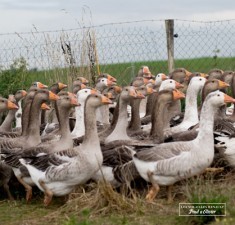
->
left=169, top=68, right=192, bottom=83
left=0, top=97, right=18, bottom=112
left=136, top=85, right=155, bottom=97
left=72, top=83, right=87, bottom=94
left=137, top=66, right=153, bottom=79
left=158, top=89, right=185, bottom=104
left=222, top=71, right=234, bottom=85
left=208, top=69, right=224, bottom=80
left=132, top=77, right=150, bottom=87
left=205, top=91, right=235, bottom=108
left=76, top=88, right=97, bottom=105
left=95, top=77, right=114, bottom=91
left=50, top=82, right=68, bottom=94
left=188, top=76, right=207, bottom=90
left=14, top=90, right=27, bottom=101
left=159, top=79, right=184, bottom=91
left=34, top=89, right=59, bottom=103
left=202, top=79, right=229, bottom=102
left=187, top=72, right=208, bottom=83
left=155, top=73, right=169, bottom=86
left=85, top=93, right=112, bottom=109
left=56, top=95, right=80, bottom=110
left=120, top=86, right=145, bottom=102
left=74, top=77, right=89, bottom=85
left=30, top=81, right=48, bottom=89
left=99, top=73, right=117, bottom=83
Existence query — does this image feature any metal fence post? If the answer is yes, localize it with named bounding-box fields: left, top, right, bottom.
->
left=165, top=19, right=175, bottom=73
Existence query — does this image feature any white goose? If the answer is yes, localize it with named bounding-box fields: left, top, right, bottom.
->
left=164, top=76, right=206, bottom=137
left=133, top=91, right=235, bottom=202
left=19, top=93, right=112, bottom=206
left=71, top=88, right=97, bottom=138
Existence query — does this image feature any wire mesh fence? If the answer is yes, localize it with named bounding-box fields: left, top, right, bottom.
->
left=0, top=19, right=234, bottom=86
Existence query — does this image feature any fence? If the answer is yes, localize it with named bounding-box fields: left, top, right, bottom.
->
left=0, top=19, right=235, bottom=85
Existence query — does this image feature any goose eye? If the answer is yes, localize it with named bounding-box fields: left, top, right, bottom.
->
left=212, top=81, right=215, bottom=83
left=95, top=95, right=98, bottom=98
left=125, top=88, right=128, bottom=91
left=1, top=100, right=4, bottom=103
left=199, top=78, right=202, bottom=81
left=217, top=94, right=220, bottom=96
left=85, top=91, right=87, bottom=93
left=170, top=81, right=172, bottom=83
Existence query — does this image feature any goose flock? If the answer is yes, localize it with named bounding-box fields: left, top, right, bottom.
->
left=1, top=67, right=235, bottom=206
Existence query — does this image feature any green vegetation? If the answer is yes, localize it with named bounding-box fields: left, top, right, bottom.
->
left=0, top=57, right=234, bottom=97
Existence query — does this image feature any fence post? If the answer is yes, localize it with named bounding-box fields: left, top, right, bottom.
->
left=165, top=19, right=175, bottom=73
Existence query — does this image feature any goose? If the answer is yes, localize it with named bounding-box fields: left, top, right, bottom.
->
left=0, top=90, right=27, bottom=132
left=2, top=94, right=79, bottom=201
left=98, top=73, right=117, bottom=83
left=0, top=98, right=20, bottom=200
left=132, top=91, right=235, bottom=203
left=43, top=82, right=68, bottom=124
left=141, top=79, right=184, bottom=127
left=127, top=85, right=154, bottom=135
left=164, top=77, right=207, bottom=137
left=71, top=88, right=97, bottom=138
left=19, top=93, right=112, bottom=206
left=142, top=73, right=169, bottom=121
left=0, top=89, right=59, bottom=152
left=207, top=68, right=224, bottom=80
left=92, top=89, right=185, bottom=187
left=137, top=66, right=154, bottom=79
left=95, top=78, right=114, bottom=125
left=104, top=86, right=144, bottom=143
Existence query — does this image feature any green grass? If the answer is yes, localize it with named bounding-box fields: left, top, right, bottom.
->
left=1, top=56, right=234, bottom=97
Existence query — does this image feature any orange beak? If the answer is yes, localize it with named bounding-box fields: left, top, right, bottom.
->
left=7, top=100, right=19, bottom=110
left=70, top=97, right=80, bottom=106
left=200, top=73, right=208, bottom=78
left=37, top=82, right=48, bottom=89
left=101, top=95, right=113, bottom=104
left=129, top=89, right=138, bottom=98
left=41, top=103, right=50, bottom=110
left=147, top=87, right=154, bottom=94
left=224, top=94, right=235, bottom=103
left=81, top=84, right=87, bottom=89
left=175, top=81, right=184, bottom=89
left=49, top=91, right=60, bottom=101
left=107, top=74, right=117, bottom=83
left=67, top=92, right=76, bottom=98
left=114, top=86, right=122, bottom=93
left=58, top=82, right=68, bottom=90
left=218, top=80, right=230, bottom=88
left=148, top=79, right=155, bottom=84
left=143, top=66, right=151, bottom=74
left=143, top=78, right=149, bottom=84
left=91, top=89, right=98, bottom=94
left=162, top=74, right=169, bottom=80
left=173, top=89, right=185, bottom=100
left=81, top=77, right=89, bottom=84
left=136, top=91, right=146, bottom=99
left=107, top=79, right=113, bottom=86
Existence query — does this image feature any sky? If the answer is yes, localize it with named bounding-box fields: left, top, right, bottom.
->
left=1, top=0, right=235, bottom=33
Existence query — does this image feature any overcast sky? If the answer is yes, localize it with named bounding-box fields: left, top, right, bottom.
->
left=0, top=0, right=235, bottom=33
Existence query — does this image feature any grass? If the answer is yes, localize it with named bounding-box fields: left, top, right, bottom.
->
left=1, top=56, right=234, bottom=98
left=1, top=172, right=235, bottom=225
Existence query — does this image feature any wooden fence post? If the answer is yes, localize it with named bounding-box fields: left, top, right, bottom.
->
left=165, top=19, right=175, bottom=73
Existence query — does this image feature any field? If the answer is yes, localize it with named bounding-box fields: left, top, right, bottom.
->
left=1, top=57, right=235, bottom=224
left=1, top=170, right=235, bottom=225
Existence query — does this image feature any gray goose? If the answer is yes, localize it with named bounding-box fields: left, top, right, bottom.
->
left=3, top=94, right=79, bottom=202
left=19, top=93, right=112, bottom=206
left=92, top=89, right=185, bottom=187
left=0, top=90, right=27, bottom=133
left=133, top=91, right=235, bottom=203
left=0, top=98, right=19, bottom=200
left=207, top=68, right=224, bottom=80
